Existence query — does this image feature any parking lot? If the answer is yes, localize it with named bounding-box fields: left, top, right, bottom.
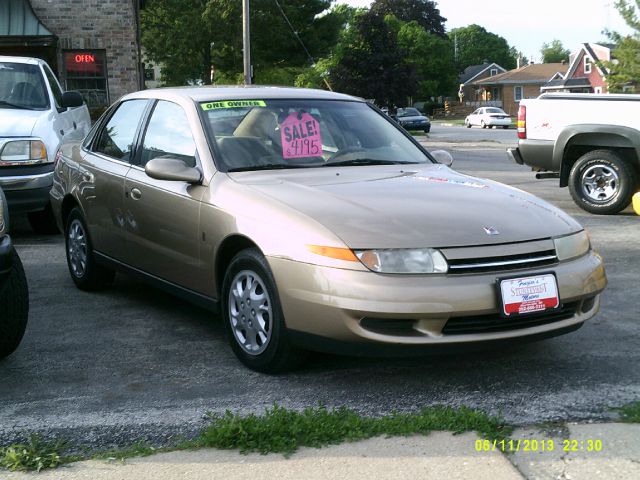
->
left=1, top=126, right=639, bottom=451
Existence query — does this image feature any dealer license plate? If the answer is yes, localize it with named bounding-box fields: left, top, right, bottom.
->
left=498, top=273, right=560, bottom=316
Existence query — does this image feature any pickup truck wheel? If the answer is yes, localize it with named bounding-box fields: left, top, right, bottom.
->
left=221, top=248, right=304, bottom=373
left=27, top=203, right=59, bottom=234
left=65, top=207, right=115, bottom=290
left=0, top=249, right=29, bottom=360
left=569, top=150, right=638, bottom=214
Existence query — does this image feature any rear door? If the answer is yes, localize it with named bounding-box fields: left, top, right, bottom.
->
left=123, top=99, right=207, bottom=293
left=80, top=99, right=150, bottom=259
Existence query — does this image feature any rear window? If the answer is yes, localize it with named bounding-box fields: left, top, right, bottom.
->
left=0, top=62, right=49, bottom=110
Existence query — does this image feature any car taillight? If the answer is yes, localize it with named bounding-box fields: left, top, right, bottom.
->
left=517, top=105, right=526, bottom=139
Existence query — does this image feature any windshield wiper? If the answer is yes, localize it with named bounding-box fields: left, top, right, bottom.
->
left=323, top=159, right=418, bottom=167
left=0, top=100, right=38, bottom=110
left=227, top=163, right=310, bottom=172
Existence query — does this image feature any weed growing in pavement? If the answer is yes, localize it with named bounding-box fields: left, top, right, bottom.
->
left=619, top=401, right=640, bottom=422
left=95, top=441, right=161, bottom=463
left=196, top=403, right=511, bottom=457
left=0, top=434, right=65, bottom=472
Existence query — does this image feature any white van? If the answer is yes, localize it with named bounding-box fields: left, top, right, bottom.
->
left=0, top=56, right=91, bottom=233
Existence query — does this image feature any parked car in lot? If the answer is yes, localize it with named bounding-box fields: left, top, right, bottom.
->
left=395, top=107, right=431, bottom=133
left=465, top=107, right=511, bottom=129
left=0, top=56, right=91, bottom=233
left=51, top=87, right=606, bottom=372
left=0, top=187, right=29, bottom=360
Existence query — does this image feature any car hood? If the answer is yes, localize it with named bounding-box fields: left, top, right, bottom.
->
left=230, top=164, right=582, bottom=249
left=0, top=109, right=45, bottom=136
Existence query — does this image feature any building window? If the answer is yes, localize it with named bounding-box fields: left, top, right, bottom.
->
left=514, top=86, right=524, bottom=101
left=584, top=56, right=592, bottom=74
left=490, top=68, right=498, bottom=76
left=63, top=50, right=109, bottom=116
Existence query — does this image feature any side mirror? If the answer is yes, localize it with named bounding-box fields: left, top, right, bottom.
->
left=145, top=157, right=202, bottom=184
left=430, top=149, right=454, bottom=167
left=61, top=91, right=84, bottom=108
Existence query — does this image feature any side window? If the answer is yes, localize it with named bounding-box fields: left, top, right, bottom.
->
left=514, top=86, right=524, bottom=102
left=94, top=99, right=148, bottom=162
left=140, top=100, right=196, bottom=167
left=43, top=65, right=63, bottom=108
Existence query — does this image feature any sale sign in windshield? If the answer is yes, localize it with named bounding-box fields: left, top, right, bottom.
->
left=280, top=112, right=322, bottom=159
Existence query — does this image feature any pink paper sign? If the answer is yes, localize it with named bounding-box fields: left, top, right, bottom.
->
left=280, top=112, right=322, bottom=159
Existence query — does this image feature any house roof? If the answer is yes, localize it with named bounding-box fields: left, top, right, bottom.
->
left=541, top=77, right=592, bottom=90
left=565, top=43, right=610, bottom=79
left=459, top=62, right=506, bottom=85
left=474, top=63, right=569, bottom=85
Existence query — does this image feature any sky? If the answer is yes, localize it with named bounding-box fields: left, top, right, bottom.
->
left=341, top=0, right=634, bottom=62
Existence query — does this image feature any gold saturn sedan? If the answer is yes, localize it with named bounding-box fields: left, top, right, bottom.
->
left=50, top=87, right=607, bottom=372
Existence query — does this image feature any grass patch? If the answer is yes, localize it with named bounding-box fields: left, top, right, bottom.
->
left=94, top=441, right=162, bottom=463
left=619, top=401, right=640, bottom=422
left=0, top=434, right=67, bottom=472
left=196, top=404, right=511, bottom=456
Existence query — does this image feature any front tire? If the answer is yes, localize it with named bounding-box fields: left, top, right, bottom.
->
left=481, top=121, right=487, bottom=129
left=65, top=207, right=115, bottom=290
left=221, top=248, right=303, bottom=373
left=0, top=250, right=29, bottom=360
left=568, top=150, right=638, bottom=214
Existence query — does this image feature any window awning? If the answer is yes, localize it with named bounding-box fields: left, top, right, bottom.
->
left=0, top=0, right=56, bottom=46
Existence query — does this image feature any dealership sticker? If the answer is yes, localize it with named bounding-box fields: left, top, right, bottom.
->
left=499, top=274, right=559, bottom=316
left=201, top=100, right=266, bottom=110
left=280, top=112, right=322, bottom=159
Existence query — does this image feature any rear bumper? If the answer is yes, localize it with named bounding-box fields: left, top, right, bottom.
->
left=516, top=139, right=556, bottom=170
left=507, top=147, right=524, bottom=165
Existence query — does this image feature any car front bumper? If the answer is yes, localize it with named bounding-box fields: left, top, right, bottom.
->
left=0, top=164, right=54, bottom=213
left=267, top=251, right=606, bottom=352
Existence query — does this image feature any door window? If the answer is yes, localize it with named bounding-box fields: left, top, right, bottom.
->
left=93, top=99, right=148, bottom=162
left=139, top=101, right=197, bottom=167
left=43, top=64, right=63, bottom=108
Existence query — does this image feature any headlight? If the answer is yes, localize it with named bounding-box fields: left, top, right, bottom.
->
left=354, top=248, right=448, bottom=274
left=0, top=140, right=48, bottom=164
left=554, top=230, right=590, bottom=261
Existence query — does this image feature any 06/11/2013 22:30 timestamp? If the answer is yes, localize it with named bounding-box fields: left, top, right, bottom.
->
left=475, top=438, right=604, bottom=453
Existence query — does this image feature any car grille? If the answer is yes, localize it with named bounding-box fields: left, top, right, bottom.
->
left=440, top=240, right=558, bottom=275
left=441, top=301, right=579, bottom=335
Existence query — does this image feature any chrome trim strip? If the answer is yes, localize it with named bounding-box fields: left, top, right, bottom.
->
left=448, top=254, right=558, bottom=270
left=0, top=172, right=54, bottom=190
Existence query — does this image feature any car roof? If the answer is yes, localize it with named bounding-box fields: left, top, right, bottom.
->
left=0, top=55, right=44, bottom=65
left=123, top=86, right=364, bottom=103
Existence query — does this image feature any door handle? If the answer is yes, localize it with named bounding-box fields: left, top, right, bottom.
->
left=130, top=187, right=142, bottom=200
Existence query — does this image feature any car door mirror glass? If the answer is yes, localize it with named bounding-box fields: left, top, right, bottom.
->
left=430, top=149, right=453, bottom=166
left=145, top=157, right=202, bottom=184
left=61, top=91, right=84, bottom=108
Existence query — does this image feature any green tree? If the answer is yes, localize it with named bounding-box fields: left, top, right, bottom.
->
left=386, top=16, right=457, bottom=98
left=540, top=39, right=570, bottom=63
left=604, top=0, right=640, bottom=92
left=449, top=24, right=517, bottom=71
left=329, top=11, right=418, bottom=106
left=370, top=0, right=447, bottom=37
left=141, top=0, right=343, bottom=86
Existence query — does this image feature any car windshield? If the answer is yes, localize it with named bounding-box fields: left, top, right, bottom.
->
left=0, top=62, right=49, bottom=110
left=396, top=107, right=421, bottom=117
left=200, top=99, right=433, bottom=171
left=486, top=108, right=505, bottom=114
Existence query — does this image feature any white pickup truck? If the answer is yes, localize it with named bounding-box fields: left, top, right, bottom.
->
left=508, top=93, right=640, bottom=215
left=0, top=56, right=91, bottom=232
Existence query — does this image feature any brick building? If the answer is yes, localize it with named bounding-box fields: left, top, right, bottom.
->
left=0, top=0, right=143, bottom=115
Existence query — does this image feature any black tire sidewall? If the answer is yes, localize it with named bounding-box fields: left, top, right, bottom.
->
left=221, top=248, right=291, bottom=373
left=569, top=151, right=636, bottom=214
left=0, top=249, right=29, bottom=359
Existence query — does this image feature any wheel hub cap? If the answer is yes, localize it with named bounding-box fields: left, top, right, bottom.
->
left=228, top=270, right=272, bottom=355
left=581, top=164, right=619, bottom=202
left=67, top=219, right=87, bottom=278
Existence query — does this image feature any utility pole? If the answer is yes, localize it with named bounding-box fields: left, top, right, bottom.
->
left=242, top=0, right=251, bottom=85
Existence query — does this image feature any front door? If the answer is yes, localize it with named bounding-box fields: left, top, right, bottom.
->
left=123, top=100, right=207, bottom=293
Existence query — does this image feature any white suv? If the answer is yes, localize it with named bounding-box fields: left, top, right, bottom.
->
left=0, top=56, right=90, bottom=233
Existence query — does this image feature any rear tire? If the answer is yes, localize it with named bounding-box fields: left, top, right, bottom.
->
left=568, top=149, right=638, bottom=214
left=481, top=121, right=487, bottom=129
left=0, top=249, right=29, bottom=360
left=221, top=248, right=304, bottom=373
left=65, top=207, right=115, bottom=290
left=27, top=203, right=59, bottom=234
